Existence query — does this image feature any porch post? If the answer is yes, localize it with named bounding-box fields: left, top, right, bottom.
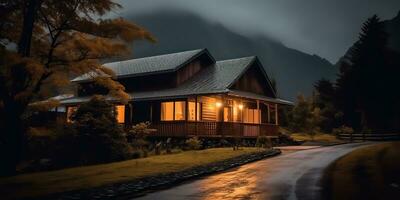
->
left=219, top=95, right=224, bottom=136
left=195, top=95, right=198, bottom=136
left=267, top=103, right=270, bottom=124
left=256, top=100, right=260, bottom=136
left=275, top=104, right=279, bottom=125
left=126, top=103, right=133, bottom=128
left=149, top=103, right=153, bottom=122
left=256, top=100, right=260, bottom=124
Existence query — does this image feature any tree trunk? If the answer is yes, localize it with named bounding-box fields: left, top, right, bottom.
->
left=17, top=0, right=39, bottom=56
left=0, top=101, right=25, bottom=176
left=0, top=0, right=40, bottom=177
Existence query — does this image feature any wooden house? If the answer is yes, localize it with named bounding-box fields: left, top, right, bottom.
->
left=59, top=49, right=293, bottom=138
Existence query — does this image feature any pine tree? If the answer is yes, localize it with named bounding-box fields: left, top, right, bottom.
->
left=336, top=15, right=397, bottom=131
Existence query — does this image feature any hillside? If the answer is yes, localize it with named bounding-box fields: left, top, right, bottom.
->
left=126, top=11, right=336, bottom=100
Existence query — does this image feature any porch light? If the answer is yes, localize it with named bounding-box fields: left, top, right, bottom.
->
left=238, top=104, right=244, bottom=110
left=216, top=102, right=222, bottom=108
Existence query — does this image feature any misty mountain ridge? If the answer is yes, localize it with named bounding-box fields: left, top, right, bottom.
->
left=126, top=10, right=336, bottom=100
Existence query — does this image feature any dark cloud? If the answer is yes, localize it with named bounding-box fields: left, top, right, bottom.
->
left=114, top=0, right=400, bottom=62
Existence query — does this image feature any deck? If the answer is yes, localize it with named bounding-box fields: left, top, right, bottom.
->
left=150, top=121, right=279, bottom=138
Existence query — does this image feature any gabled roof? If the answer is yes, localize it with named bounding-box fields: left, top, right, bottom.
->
left=60, top=50, right=293, bottom=106
left=61, top=56, right=260, bottom=104
left=71, top=48, right=214, bottom=82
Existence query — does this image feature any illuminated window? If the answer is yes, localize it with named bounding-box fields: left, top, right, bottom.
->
left=115, top=105, right=125, bottom=123
left=174, top=101, right=186, bottom=120
left=254, top=109, right=260, bottom=123
left=243, top=108, right=261, bottom=124
left=161, top=102, right=174, bottom=121
left=161, top=101, right=187, bottom=121
left=66, top=106, right=78, bottom=123
left=188, top=102, right=200, bottom=121
left=224, top=107, right=232, bottom=122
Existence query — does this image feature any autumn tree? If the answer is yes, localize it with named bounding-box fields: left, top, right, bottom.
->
left=0, top=0, right=154, bottom=176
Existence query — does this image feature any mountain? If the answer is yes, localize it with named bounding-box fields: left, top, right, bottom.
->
left=126, top=10, right=336, bottom=100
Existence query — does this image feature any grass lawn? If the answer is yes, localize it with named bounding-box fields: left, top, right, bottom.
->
left=322, top=142, right=400, bottom=200
left=290, top=132, right=341, bottom=143
left=0, top=147, right=264, bottom=199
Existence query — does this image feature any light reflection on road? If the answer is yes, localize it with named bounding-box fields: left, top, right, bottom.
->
left=134, top=143, right=370, bottom=200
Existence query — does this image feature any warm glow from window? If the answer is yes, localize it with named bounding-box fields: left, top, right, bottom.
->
left=174, top=101, right=186, bottom=120
left=243, top=108, right=261, bottom=124
left=161, top=102, right=174, bottom=121
left=224, top=107, right=232, bottom=122
left=216, top=102, right=222, bottom=108
left=161, top=101, right=186, bottom=121
left=188, top=102, right=200, bottom=121
left=66, top=106, right=77, bottom=123
left=115, top=105, right=125, bottom=123
left=238, top=104, right=244, bottom=110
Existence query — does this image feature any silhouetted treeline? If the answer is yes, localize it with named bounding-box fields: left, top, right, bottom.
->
left=314, top=15, right=400, bottom=133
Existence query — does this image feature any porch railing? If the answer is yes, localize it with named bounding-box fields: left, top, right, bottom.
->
left=149, top=121, right=278, bottom=137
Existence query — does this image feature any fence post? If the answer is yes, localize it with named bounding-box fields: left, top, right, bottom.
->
left=350, top=132, right=353, bottom=143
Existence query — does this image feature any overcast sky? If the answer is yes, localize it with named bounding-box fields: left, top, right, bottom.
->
left=114, top=0, right=400, bottom=63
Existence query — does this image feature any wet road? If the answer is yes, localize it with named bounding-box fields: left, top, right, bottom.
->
left=134, top=143, right=371, bottom=200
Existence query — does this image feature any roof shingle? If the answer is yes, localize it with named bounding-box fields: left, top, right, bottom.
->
left=71, top=49, right=206, bottom=82
left=59, top=49, right=293, bottom=105
left=60, top=56, right=260, bottom=104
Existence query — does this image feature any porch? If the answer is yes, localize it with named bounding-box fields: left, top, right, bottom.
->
left=63, top=94, right=285, bottom=138
left=150, top=121, right=279, bottom=138
left=129, top=94, right=282, bottom=138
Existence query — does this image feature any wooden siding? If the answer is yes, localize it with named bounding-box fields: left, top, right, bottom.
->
left=230, top=63, right=275, bottom=97
left=200, top=96, right=218, bottom=121
left=176, top=61, right=202, bottom=85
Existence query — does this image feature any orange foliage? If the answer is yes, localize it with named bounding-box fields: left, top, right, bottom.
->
left=0, top=0, right=155, bottom=110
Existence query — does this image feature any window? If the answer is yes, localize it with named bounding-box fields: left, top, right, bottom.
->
left=188, top=102, right=200, bottom=121
left=243, top=108, right=261, bottom=124
left=161, top=101, right=186, bottom=121
left=66, top=106, right=78, bottom=123
left=224, top=107, right=232, bottom=122
left=174, top=101, right=186, bottom=120
left=161, top=102, right=174, bottom=121
left=115, top=105, right=125, bottom=123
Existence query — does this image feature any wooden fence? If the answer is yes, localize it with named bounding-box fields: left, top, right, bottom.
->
left=337, top=133, right=400, bottom=141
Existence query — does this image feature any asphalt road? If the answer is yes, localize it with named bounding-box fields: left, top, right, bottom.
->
left=134, top=143, right=371, bottom=200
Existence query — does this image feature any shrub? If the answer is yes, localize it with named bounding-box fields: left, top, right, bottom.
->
left=256, top=136, right=272, bottom=149
left=219, top=139, right=230, bottom=147
left=128, top=122, right=153, bottom=139
left=165, top=138, right=172, bottom=154
left=128, top=122, right=153, bottom=157
left=333, top=125, right=354, bottom=135
left=232, top=136, right=242, bottom=150
left=185, top=137, right=202, bottom=150
left=67, top=96, right=132, bottom=165
left=25, top=127, right=57, bottom=160
left=278, top=133, right=297, bottom=145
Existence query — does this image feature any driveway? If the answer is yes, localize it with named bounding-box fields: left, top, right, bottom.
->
left=133, top=143, right=371, bottom=200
